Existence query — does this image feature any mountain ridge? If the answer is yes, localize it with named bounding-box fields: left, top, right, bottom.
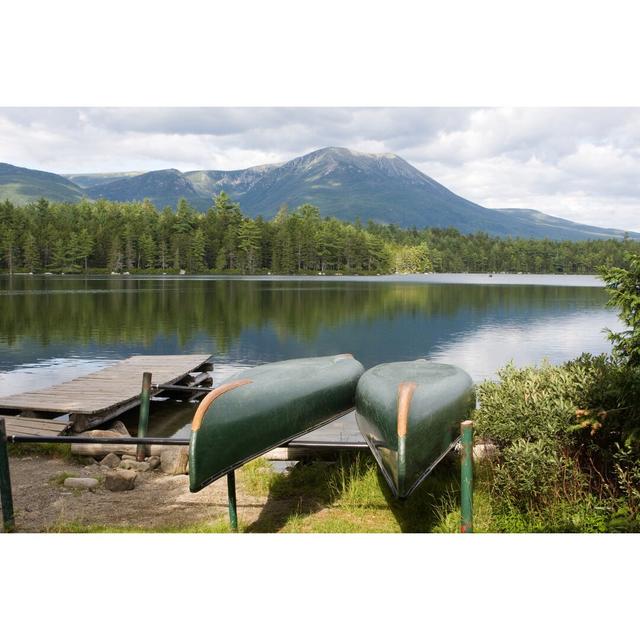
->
left=1, top=149, right=638, bottom=241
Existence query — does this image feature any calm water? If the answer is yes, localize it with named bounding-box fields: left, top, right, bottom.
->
left=0, top=273, right=621, bottom=434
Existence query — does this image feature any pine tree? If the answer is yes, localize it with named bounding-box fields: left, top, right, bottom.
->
left=139, top=233, right=157, bottom=269
left=74, top=228, right=94, bottom=272
left=238, top=219, right=261, bottom=273
left=49, top=239, right=69, bottom=272
left=189, top=229, right=206, bottom=272
left=22, top=231, right=39, bottom=272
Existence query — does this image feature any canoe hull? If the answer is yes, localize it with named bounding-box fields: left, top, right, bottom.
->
left=355, top=361, right=475, bottom=498
left=189, top=355, right=364, bottom=492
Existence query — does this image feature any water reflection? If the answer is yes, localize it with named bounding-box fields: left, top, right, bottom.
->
left=430, top=309, right=620, bottom=380
left=0, top=275, right=619, bottom=399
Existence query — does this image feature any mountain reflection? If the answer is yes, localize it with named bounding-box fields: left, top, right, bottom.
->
left=0, top=275, right=617, bottom=389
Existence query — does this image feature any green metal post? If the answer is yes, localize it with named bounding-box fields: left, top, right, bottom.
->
left=136, top=371, right=152, bottom=462
left=0, top=418, right=16, bottom=533
left=460, top=420, right=474, bottom=533
left=227, top=470, right=238, bottom=532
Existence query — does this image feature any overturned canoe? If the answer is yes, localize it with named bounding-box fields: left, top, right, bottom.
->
left=189, top=354, right=365, bottom=492
left=355, top=360, right=474, bottom=498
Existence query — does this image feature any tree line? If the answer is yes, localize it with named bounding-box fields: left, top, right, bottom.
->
left=0, top=194, right=636, bottom=275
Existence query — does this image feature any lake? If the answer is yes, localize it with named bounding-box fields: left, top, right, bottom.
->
left=0, top=273, right=621, bottom=435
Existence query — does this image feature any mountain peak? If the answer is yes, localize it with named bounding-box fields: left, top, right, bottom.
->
left=2, top=152, right=638, bottom=241
left=304, top=146, right=401, bottom=161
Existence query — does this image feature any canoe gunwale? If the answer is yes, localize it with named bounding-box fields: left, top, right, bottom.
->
left=189, top=407, right=355, bottom=492
left=191, top=379, right=253, bottom=432
left=361, top=428, right=461, bottom=499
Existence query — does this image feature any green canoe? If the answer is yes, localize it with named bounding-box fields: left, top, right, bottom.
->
left=189, top=354, right=365, bottom=492
left=355, top=360, right=475, bottom=498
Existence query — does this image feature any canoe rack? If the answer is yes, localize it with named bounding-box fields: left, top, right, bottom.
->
left=0, top=371, right=475, bottom=533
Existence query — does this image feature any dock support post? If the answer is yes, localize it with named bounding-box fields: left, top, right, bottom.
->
left=227, top=470, right=238, bottom=532
left=0, top=418, right=15, bottom=533
left=460, top=420, right=474, bottom=533
left=136, top=372, right=152, bottom=462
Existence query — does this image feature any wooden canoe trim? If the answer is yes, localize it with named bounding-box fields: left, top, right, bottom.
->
left=191, top=379, right=253, bottom=432
left=396, top=381, right=417, bottom=438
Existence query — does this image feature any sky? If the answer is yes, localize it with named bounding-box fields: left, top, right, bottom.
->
left=1, top=107, right=639, bottom=231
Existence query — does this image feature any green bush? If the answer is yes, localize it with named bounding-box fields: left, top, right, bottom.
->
left=492, top=439, right=566, bottom=510
left=474, top=360, right=588, bottom=447
left=474, top=356, right=640, bottom=526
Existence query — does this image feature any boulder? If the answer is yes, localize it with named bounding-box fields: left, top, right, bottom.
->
left=64, top=477, right=99, bottom=490
left=105, top=470, right=137, bottom=492
left=473, top=442, right=499, bottom=461
left=454, top=439, right=500, bottom=461
left=100, top=452, right=121, bottom=468
left=108, top=421, right=129, bottom=436
left=160, top=446, right=189, bottom=475
left=119, top=460, right=150, bottom=472
left=71, top=422, right=135, bottom=458
left=147, top=456, right=161, bottom=470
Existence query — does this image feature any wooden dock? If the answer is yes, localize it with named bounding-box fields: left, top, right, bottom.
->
left=0, top=355, right=212, bottom=432
left=290, top=411, right=365, bottom=447
left=1, top=416, right=71, bottom=438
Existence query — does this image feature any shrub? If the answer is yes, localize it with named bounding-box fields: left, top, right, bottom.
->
left=474, top=360, right=590, bottom=447
left=474, top=356, right=640, bottom=520
left=601, top=253, right=640, bottom=367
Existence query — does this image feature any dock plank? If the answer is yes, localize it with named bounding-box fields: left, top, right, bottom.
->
left=2, top=416, right=71, bottom=437
left=0, top=354, right=211, bottom=419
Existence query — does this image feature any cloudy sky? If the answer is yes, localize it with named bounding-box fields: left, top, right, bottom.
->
left=1, top=107, right=639, bottom=230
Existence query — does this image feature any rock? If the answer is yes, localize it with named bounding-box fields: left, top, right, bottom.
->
left=105, top=470, right=137, bottom=491
left=100, top=452, right=121, bottom=468
left=64, top=477, right=99, bottom=490
left=109, top=421, right=129, bottom=436
left=71, top=423, right=135, bottom=458
left=473, top=442, right=499, bottom=461
left=160, top=446, right=189, bottom=475
left=119, top=460, right=150, bottom=472
left=454, top=439, right=500, bottom=461
left=121, top=454, right=137, bottom=461
left=147, top=456, right=161, bottom=470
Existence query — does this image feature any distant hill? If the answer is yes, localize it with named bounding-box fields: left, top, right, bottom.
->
left=84, top=168, right=212, bottom=210
left=0, top=162, right=85, bottom=205
left=3, top=150, right=639, bottom=241
left=63, top=171, right=143, bottom=189
left=185, top=163, right=281, bottom=202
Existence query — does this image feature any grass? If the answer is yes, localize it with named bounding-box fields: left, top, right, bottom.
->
left=31, top=446, right=619, bottom=533
left=46, top=519, right=237, bottom=533
left=238, top=452, right=619, bottom=533
left=49, top=471, right=78, bottom=486
left=9, top=442, right=74, bottom=460
left=241, top=452, right=464, bottom=533
left=239, top=457, right=278, bottom=496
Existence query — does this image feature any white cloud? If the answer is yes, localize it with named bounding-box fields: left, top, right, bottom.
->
left=1, top=107, right=640, bottom=230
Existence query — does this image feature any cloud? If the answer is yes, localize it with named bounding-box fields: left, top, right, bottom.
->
left=1, top=107, right=640, bottom=230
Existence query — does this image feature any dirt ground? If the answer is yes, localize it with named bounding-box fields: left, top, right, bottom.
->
left=7, top=454, right=271, bottom=532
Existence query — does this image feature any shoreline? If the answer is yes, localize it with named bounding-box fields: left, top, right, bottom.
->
left=1, top=272, right=605, bottom=287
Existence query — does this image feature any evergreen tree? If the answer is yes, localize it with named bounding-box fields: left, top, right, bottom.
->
left=189, top=229, right=207, bottom=272
left=22, top=231, right=39, bottom=272
left=238, top=219, right=261, bottom=273
left=139, top=233, right=157, bottom=269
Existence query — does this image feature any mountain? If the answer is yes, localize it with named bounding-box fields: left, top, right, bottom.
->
left=0, top=162, right=85, bottom=205
left=185, top=163, right=281, bottom=202
left=63, top=171, right=143, bottom=189
left=3, top=150, right=639, bottom=241
left=494, top=208, right=637, bottom=241
left=84, top=168, right=212, bottom=210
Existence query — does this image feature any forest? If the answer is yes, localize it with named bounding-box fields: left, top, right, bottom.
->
left=0, top=194, right=636, bottom=275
